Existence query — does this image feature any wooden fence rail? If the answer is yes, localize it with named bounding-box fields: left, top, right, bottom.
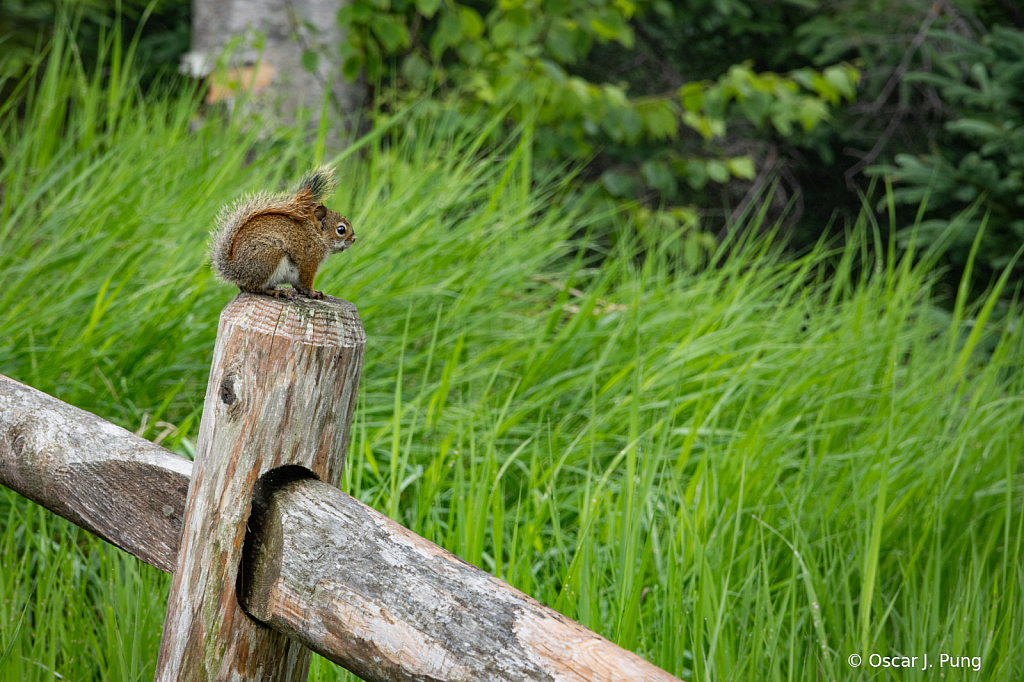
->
left=0, top=294, right=681, bottom=682
left=0, top=372, right=190, bottom=573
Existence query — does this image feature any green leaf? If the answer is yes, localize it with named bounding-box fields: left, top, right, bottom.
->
left=544, top=24, right=576, bottom=62
left=339, top=40, right=359, bottom=61
left=594, top=9, right=633, bottom=47
left=641, top=160, right=677, bottom=197
left=370, top=14, right=410, bottom=54
left=621, top=108, right=643, bottom=144
left=336, top=6, right=354, bottom=27
left=342, top=55, right=364, bottom=81
left=415, top=0, right=441, bottom=18
left=539, top=59, right=567, bottom=84
left=679, top=82, right=706, bottom=112
left=809, top=73, right=840, bottom=105
left=637, top=99, right=678, bottom=140
left=492, top=20, right=517, bottom=47
left=614, top=0, right=638, bottom=18
left=946, top=118, right=1004, bottom=140
left=505, top=6, right=532, bottom=28
left=457, top=40, right=484, bottom=65
left=364, top=37, right=383, bottom=78
left=789, top=67, right=816, bottom=91
left=602, top=111, right=627, bottom=143
left=602, top=83, right=628, bottom=107
left=589, top=17, right=616, bottom=41
left=589, top=11, right=632, bottom=47
left=401, top=53, right=431, bottom=87
left=682, top=111, right=724, bottom=139
left=601, top=170, right=637, bottom=197
left=822, top=65, right=856, bottom=100
left=460, top=7, right=485, bottom=39
left=736, top=91, right=771, bottom=127
left=430, top=11, right=463, bottom=58
left=653, top=0, right=673, bottom=18
left=681, top=159, right=708, bottom=189
left=797, top=98, right=829, bottom=131
left=350, top=1, right=373, bottom=23
left=670, top=206, right=699, bottom=226
left=301, top=50, right=319, bottom=73
left=726, top=156, right=756, bottom=179
left=706, top=160, right=729, bottom=183
left=769, top=109, right=794, bottom=136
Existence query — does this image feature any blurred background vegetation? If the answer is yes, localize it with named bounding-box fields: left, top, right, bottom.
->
left=2, top=0, right=1023, bottom=300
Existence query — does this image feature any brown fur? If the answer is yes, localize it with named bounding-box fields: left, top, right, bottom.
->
left=209, top=167, right=355, bottom=298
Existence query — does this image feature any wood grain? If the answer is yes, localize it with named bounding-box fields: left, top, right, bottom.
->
left=155, top=292, right=365, bottom=682
left=245, top=478, right=683, bottom=682
left=0, top=374, right=191, bottom=573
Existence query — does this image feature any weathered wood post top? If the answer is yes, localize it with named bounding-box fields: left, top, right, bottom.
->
left=156, top=292, right=365, bottom=681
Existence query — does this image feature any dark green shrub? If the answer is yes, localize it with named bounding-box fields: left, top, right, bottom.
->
left=330, top=0, right=858, bottom=262
left=869, top=25, right=1024, bottom=280
left=0, top=0, right=190, bottom=85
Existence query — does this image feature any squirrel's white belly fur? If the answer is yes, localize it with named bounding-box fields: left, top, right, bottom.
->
left=265, top=256, right=300, bottom=288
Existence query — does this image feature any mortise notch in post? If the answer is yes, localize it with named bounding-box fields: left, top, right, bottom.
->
left=154, top=292, right=365, bottom=681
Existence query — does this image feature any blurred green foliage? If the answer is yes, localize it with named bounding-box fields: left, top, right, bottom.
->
left=869, top=25, right=1024, bottom=282
left=327, top=0, right=1021, bottom=283
left=0, top=0, right=189, bottom=86
left=333, top=0, right=859, bottom=263
left=6, top=0, right=1024, bottom=293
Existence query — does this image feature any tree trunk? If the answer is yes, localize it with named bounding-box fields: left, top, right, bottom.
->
left=184, top=0, right=363, bottom=122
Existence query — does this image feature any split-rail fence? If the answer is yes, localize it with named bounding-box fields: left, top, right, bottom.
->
left=0, top=293, right=681, bottom=681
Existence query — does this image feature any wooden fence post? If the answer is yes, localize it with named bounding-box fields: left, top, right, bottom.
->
left=154, top=293, right=364, bottom=681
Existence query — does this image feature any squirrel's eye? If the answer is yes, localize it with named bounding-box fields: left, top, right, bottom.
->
left=336, top=223, right=346, bottom=236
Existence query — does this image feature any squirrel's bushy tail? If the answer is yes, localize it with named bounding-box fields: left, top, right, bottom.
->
left=208, top=166, right=337, bottom=281
left=209, top=191, right=279, bottom=281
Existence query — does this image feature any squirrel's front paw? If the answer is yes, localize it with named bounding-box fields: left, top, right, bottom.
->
left=295, top=286, right=325, bottom=300
left=263, top=287, right=296, bottom=299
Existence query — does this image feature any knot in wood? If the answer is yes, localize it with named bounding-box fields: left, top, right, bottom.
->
left=220, top=376, right=236, bottom=405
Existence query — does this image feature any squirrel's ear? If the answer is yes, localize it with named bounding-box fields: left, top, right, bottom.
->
left=314, top=204, right=327, bottom=222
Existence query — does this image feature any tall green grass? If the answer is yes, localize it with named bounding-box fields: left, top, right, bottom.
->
left=2, top=25, right=1023, bottom=682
